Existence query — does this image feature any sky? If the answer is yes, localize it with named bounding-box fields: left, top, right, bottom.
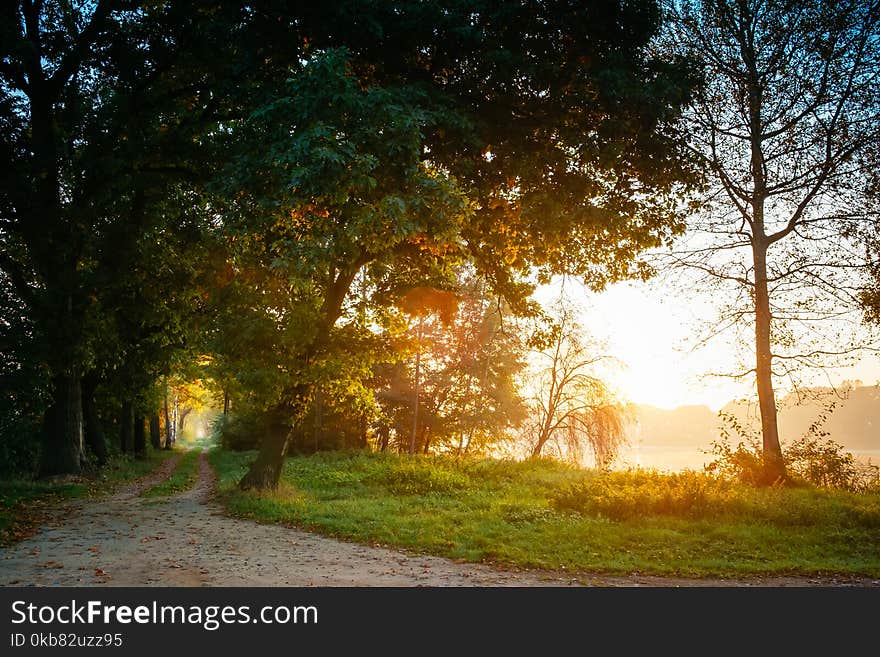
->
left=536, top=277, right=880, bottom=412
left=580, top=281, right=745, bottom=410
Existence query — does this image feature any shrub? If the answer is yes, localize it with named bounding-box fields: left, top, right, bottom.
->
left=704, top=438, right=768, bottom=486
left=786, top=436, right=879, bottom=492
left=213, top=413, right=263, bottom=451
left=706, top=435, right=880, bottom=492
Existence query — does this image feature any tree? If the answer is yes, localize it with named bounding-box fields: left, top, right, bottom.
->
left=522, top=302, right=628, bottom=468
left=664, top=0, right=880, bottom=483
left=419, top=280, right=528, bottom=457
left=213, top=49, right=472, bottom=488
left=219, top=2, right=699, bottom=490
left=396, top=286, right=459, bottom=454
left=2, top=3, right=158, bottom=471
left=0, top=263, right=47, bottom=474
left=0, top=1, right=295, bottom=474
left=377, top=275, right=527, bottom=456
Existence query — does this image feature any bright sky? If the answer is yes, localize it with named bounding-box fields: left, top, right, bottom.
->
left=535, top=278, right=880, bottom=412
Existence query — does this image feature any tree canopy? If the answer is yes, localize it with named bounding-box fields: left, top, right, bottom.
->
left=1, top=1, right=700, bottom=487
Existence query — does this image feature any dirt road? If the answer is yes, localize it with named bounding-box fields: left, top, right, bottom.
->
left=1, top=452, right=876, bottom=587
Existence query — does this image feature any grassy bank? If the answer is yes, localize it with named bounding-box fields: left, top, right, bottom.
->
left=0, top=449, right=176, bottom=546
left=210, top=449, right=880, bottom=578
left=140, top=449, right=200, bottom=497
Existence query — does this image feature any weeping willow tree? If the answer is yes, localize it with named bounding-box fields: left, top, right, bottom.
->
left=523, top=303, right=629, bottom=469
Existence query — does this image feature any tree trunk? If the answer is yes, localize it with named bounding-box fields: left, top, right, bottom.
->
left=531, top=422, right=552, bottom=458
left=409, top=315, right=423, bottom=455
left=358, top=413, right=368, bottom=449
left=32, top=68, right=83, bottom=477
left=82, top=374, right=107, bottom=465
left=752, top=240, right=786, bottom=483
left=531, top=343, right=561, bottom=459
left=530, top=437, right=547, bottom=459
left=178, top=407, right=192, bottom=434
left=149, top=413, right=161, bottom=450
left=239, top=387, right=312, bottom=490
left=39, top=373, right=84, bottom=476
left=239, top=264, right=362, bottom=489
left=313, top=389, right=322, bottom=453
left=745, top=61, right=786, bottom=485
left=463, top=431, right=474, bottom=456
left=163, top=389, right=174, bottom=449
left=238, top=407, right=295, bottom=490
left=223, top=389, right=230, bottom=416
left=120, top=400, right=134, bottom=454
left=134, top=413, right=147, bottom=457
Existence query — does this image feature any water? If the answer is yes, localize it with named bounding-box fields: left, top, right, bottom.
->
left=615, top=446, right=880, bottom=473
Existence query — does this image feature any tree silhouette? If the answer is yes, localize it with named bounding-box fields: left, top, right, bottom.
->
left=523, top=302, right=627, bottom=468
left=663, top=0, right=880, bottom=482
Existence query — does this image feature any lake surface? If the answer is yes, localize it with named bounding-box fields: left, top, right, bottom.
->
left=615, top=445, right=880, bottom=473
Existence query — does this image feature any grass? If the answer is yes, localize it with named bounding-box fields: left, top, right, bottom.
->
left=140, top=449, right=200, bottom=497
left=0, top=448, right=176, bottom=547
left=209, top=449, right=880, bottom=579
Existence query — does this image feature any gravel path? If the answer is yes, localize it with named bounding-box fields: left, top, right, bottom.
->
left=2, top=451, right=877, bottom=587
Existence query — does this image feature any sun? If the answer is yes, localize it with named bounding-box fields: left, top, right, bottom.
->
left=536, top=279, right=752, bottom=411
left=536, top=278, right=880, bottom=412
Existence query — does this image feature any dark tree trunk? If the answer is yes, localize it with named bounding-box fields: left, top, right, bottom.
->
left=752, top=239, right=786, bottom=483
left=149, top=413, right=161, bottom=450
left=39, top=373, right=84, bottom=476
left=27, top=36, right=84, bottom=478
left=134, top=413, right=147, bottom=457
left=531, top=433, right=549, bottom=458
left=120, top=400, right=134, bottom=454
left=223, top=390, right=230, bottom=416
left=238, top=409, right=294, bottom=491
left=239, top=264, right=362, bottom=489
left=358, top=413, right=368, bottom=449
left=239, top=391, right=309, bottom=490
left=82, top=374, right=107, bottom=465
left=530, top=355, right=560, bottom=459
left=178, top=407, right=192, bottom=434
left=31, top=59, right=83, bottom=477
left=312, top=389, right=322, bottom=453
left=745, top=66, right=786, bottom=485
left=163, top=390, right=174, bottom=449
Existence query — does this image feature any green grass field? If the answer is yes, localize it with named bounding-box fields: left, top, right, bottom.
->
left=209, top=449, right=880, bottom=578
left=0, top=449, right=176, bottom=546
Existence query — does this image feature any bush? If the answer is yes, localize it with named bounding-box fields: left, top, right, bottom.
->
left=0, top=397, right=44, bottom=477
left=705, top=438, right=768, bottom=486
left=0, top=428, right=40, bottom=478
left=499, top=504, right=559, bottom=525
left=213, top=413, right=263, bottom=451
left=786, top=436, right=879, bottom=492
left=706, top=435, right=880, bottom=492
